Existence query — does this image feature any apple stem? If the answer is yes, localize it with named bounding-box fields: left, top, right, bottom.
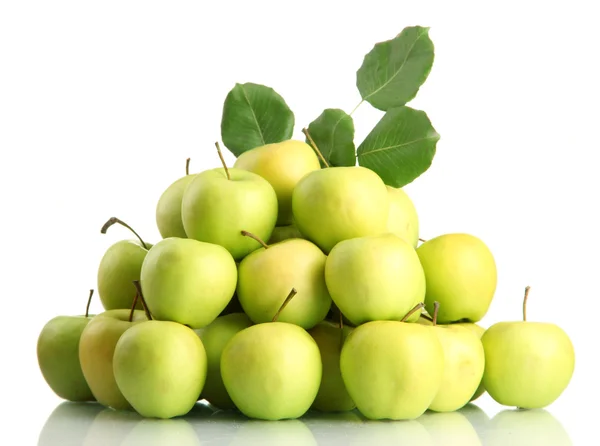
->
left=215, top=142, right=231, bottom=180
left=132, top=280, right=153, bottom=321
left=420, top=313, right=434, bottom=323
left=272, top=288, right=297, bottom=322
left=523, top=285, right=531, bottom=322
left=128, top=292, right=139, bottom=322
left=186, top=157, right=191, bottom=176
left=419, top=238, right=427, bottom=243
left=240, top=230, right=269, bottom=249
left=100, top=217, right=149, bottom=250
left=302, top=127, right=330, bottom=168
left=85, top=289, right=94, bottom=318
left=432, top=301, right=440, bottom=326
left=401, top=302, right=425, bottom=322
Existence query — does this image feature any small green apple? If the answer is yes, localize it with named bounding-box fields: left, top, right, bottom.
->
left=292, top=166, right=389, bottom=253
left=417, top=233, right=497, bottom=323
left=386, top=186, right=419, bottom=248
left=220, top=292, right=322, bottom=420
left=113, top=320, right=207, bottom=419
left=427, top=303, right=485, bottom=412
left=340, top=306, right=444, bottom=420
left=233, top=139, right=321, bottom=226
left=181, top=161, right=278, bottom=261
left=307, top=321, right=355, bottom=412
left=140, top=237, right=237, bottom=328
left=325, top=233, right=425, bottom=325
left=195, top=312, right=253, bottom=409
left=155, top=158, right=196, bottom=239
left=237, top=234, right=331, bottom=329
left=79, top=307, right=148, bottom=410
left=268, top=224, right=304, bottom=244
left=97, top=217, right=152, bottom=310
left=37, top=290, right=96, bottom=402
left=481, top=286, right=575, bottom=409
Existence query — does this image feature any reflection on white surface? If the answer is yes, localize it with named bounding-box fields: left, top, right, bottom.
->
left=37, top=401, right=573, bottom=445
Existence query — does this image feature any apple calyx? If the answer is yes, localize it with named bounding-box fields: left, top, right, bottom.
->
left=523, top=285, right=531, bottom=322
left=132, top=280, right=153, bottom=321
left=215, top=141, right=231, bottom=180
left=432, top=301, right=440, bottom=326
left=128, top=292, right=139, bottom=322
left=272, top=288, right=298, bottom=322
left=302, top=127, right=330, bottom=167
left=100, top=217, right=149, bottom=250
left=186, top=157, right=191, bottom=176
left=400, top=302, right=425, bottom=322
left=240, top=230, right=270, bottom=249
left=85, top=289, right=94, bottom=318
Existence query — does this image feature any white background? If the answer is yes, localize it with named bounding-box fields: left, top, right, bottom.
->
left=1, top=0, right=598, bottom=444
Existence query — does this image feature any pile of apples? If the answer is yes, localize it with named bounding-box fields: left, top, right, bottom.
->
left=37, top=139, right=575, bottom=421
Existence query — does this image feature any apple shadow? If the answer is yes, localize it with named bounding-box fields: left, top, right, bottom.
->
left=480, top=408, right=572, bottom=446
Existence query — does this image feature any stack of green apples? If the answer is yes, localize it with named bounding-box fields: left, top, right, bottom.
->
left=37, top=137, right=575, bottom=422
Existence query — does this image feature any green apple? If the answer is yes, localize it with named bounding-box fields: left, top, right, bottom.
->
left=37, top=290, right=96, bottom=402
left=483, top=408, right=572, bottom=446
left=155, top=159, right=196, bottom=239
left=292, top=166, right=389, bottom=253
left=38, top=402, right=103, bottom=446
left=386, top=186, right=419, bottom=248
left=417, top=233, right=497, bottom=323
left=113, top=320, right=207, bottom=419
left=427, top=304, right=485, bottom=412
left=79, top=308, right=148, bottom=410
left=455, top=322, right=487, bottom=401
left=481, top=287, right=575, bottom=409
left=140, top=237, right=237, bottom=328
left=268, top=224, right=304, bottom=244
left=237, top=236, right=331, bottom=329
left=419, top=411, right=482, bottom=446
left=220, top=319, right=322, bottom=420
left=195, top=312, right=253, bottom=409
left=181, top=166, right=278, bottom=261
left=233, top=139, right=321, bottom=226
left=97, top=217, right=152, bottom=310
left=307, top=321, right=355, bottom=412
left=325, top=233, right=425, bottom=325
left=340, top=318, right=444, bottom=420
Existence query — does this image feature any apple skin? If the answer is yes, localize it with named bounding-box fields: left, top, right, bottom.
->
left=340, top=320, right=444, bottom=420
left=155, top=174, right=196, bottom=239
left=113, top=320, right=208, bottom=419
left=79, top=309, right=148, bottom=410
left=325, top=233, right=426, bottom=326
left=237, top=238, right=332, bottom=329
left=181, top=167, right=278, bottom=261
left=37, top=315, right=96, bottom=402
left=140, top=237, right=238, bottom=329
left=481, top=321, right=575, bottom=409
left=454, top=322, right=487, bottom=401
left=268, top=224, right=304, bottom=244
left=97, top=239, right=150, bottom=310
left=233, top=140, right=321, bottom=226
left=386, top=186, right=419, bottom=248
left=195, top=312, right=253, bottom=409
left=417, top=233, right=497, bottom=323
left=428, top=325, right=485, bottom=412
left=291, top=166, right=389, bottom=254
left=307, top=321, right=355, bottom=412
left=220, top=322, right=322, bottom=421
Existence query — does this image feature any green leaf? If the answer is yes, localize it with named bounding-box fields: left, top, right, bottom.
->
left=220, top=82, right=295, bottom=156
left=357, top=106, right=439, bottom=187
left=357, top=26, right=434, bottom=111
left=306, top=109, right=356, bottom=168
